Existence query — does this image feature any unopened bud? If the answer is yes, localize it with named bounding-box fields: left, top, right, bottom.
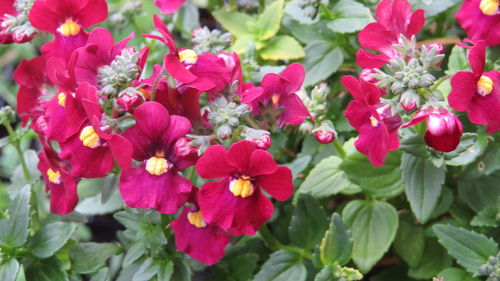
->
left=299, top=121, right=314, bottom=133
left=117, top=88, right=144, bottom=112
left=313, top=130, right=335, bottom=144
left=360, top=68, right=379, bottom=84
left=217, top=124, right=232, bottom=139
left=174, top=137, right=199, bottom=161
left=400, top=90, right=419, bottom=111
left=0, top=106, right=16, bottom=123
left=241, top=128, right=272, bottom=150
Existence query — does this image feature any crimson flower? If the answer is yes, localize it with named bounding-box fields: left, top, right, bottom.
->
left=342, top=75, right=401, bottom=166
left=456, top=0, right=500, bottom=47
left=242, top=63, right=312, bottom=127
left=448, top=40, right=500, bottom=133
left=154, top=0, right=186, bottom=14
left=356, top=0, right=425, bottom=68
left=119, top=102, right=193, bottom=214
left=195, top=141, right=293, bottom=236
left=171, top=188, right=230, bottom=265
left=403, top=106, right=463, bottom=152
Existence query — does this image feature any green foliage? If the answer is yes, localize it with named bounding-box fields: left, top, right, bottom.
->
left=326, top=1, right=374, bottom=33
left=252, top=250, right=307, bottom=281
left=289, top=194, right=328, bottom=250
left=319, top=213, right=352, bottom=266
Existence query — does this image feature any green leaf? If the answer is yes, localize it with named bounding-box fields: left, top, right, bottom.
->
left=433, top=224, right=498, bottom=274
left=303, top=41, right=343, bottom=86
left=212, top=10, right=254, bottom=38
left=25, top=257, right=68, bottom=281
left=471, top=207, right=498, bottom=227
left=252, top=250, right=307, bottom=281
left=133, top=258, right=158, bottom=281
left=408, top=239, right=452, bottom=279
left=444, top=133, right=482, bottom=166
left=29, top=222, right=77, bottom=258
left=393, top=218, right=425, bottom=268
left=90, top=268, right=109, bottom=281
left=157, top=260, right=174, bottom=281
left=300, top=156, right=353, bottom=198
left=437, top=267, right=481, bottom=281
left=75, top=189, right=123, bottom=216
left=260, top=35, right=305, bottom=60
left=70, top=242, right=120, bottom=274
left=256, top=0, right=284, bottom=40
left=319, top=213, right=352, bottom=266
left=229, top=254, right=259, bottom=281
left=342, top=200, right=399, bottom=273
left=401, top=153, right=445, bottom=223
left=327, top=0, right=374, bottom=33
left=458, top=171, right=500, bottom=212
left=285, top=155, right=311, bottom=180
left=0, top=259, right=19, bottom=281
left=313, top=265, right=335, bottom=281
left=171, top=259, right=191, bottom=281
left=123, top=243, right=147, bottom=267
left=289, top=194, right=328, bottom=250
left=446, top=45, right=468, bottom=75
left=0, top=185, right=30, bottom=247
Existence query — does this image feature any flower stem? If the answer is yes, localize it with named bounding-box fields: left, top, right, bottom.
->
left=332, top=139, right=346, bottom=159
left=3, top=121, right=30, bottom=182
left=431, top=75, right=450, bottom=91
left=258, top=225, right=312, bottom=260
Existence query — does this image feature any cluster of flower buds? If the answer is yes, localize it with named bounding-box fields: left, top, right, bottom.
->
left=0, top=0, right=36, bottom=43
left=191, top=27, right=232, bottom=54
left=4, top=0, right=315, bottom=266
left=479, top=254, right=500, bottom=281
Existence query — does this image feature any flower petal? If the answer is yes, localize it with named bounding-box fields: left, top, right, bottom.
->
left=195, top=145, right=233, bottom=179
left=257, top=166, right=293, bottom=201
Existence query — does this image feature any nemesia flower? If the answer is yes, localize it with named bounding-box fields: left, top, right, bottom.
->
left=448, top=40, right=500, bottom=133
left=119, top=102, right=193, bottom=214
left=456, top=0, right=500, bottom=47
left=59, top=85, right=132, bottom=178
left=342, top=75, right=401, bottom=166
left=29, top=0, right=108, bottom=61
left=403, top=106, right=463, bottom=152
left=171, top=188, right=230, bottom=265
left=38, top=138, right=78, bottom=215
left=154, top=0, right=186, bottom=14
left=195, top=140, right=293, bottom=236
left=242, top=63, right=312, bottom=127
left=356, top=0, right=425, bottom=68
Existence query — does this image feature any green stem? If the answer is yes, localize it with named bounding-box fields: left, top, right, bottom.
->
left=431, top=75, right=450, bottom=91
left=332, top=139, right=346, bottom=159
left=258, top=225, right=312, bottom=260
left=3, top=121, right=30, bottom=182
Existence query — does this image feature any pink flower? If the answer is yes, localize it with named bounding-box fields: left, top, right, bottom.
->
left=195, top=141, right=293, bottom=236
left=0, top=0, right=36, bottom=44
left=171, top=188, right=230, bottom=265
left=403, top=106, right=463, bottom=152
left=242, top=63, right=312, bottom=127
left=119, top=102, right=193, bottom=214
left=456, top=0, right=500, bottom=47
left=448, top=40, right=500, bottom=132
left=154, top=0, right=186, bottom=14
left=342, top=75, right=401, bottom=166
left=356, top=0, right=425, bottom=68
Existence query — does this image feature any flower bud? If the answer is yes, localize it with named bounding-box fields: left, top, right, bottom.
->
left=313, top=130, right=335, bottom=144
left=400, top=90, right=420, bottom=111
left=241, top=127, right=272, bottom=150
left=117, top=88, right=144, bottom=112
left=175, top=137, right=199, bottom=161
left=217, top=124, right=232, bottom=140
left=299, top=121, right=314, bottom=133
left=360, top=68, right=380, bottom=84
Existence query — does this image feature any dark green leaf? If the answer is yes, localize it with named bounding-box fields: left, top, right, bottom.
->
left=433, top=224, right=498, bottom=274
left=300, top=156, right=354, bottom=198
left=342, top=200, right=398, bottom=273
left=0, top=259, right=19, bottom=281
left=446, top=45, right=468, bottom=75
left=285, top=155, right=311, bottom=180
left=29, top=222, right=77, bottom=258
left=25, top=257, right=68, bottom=281
left=303, top=41, right=343, bottom=86
left=289, top=194, right=328, bottom=250
left=393, top=218, right=425, bottom=268
left=437, top=267, right=481, bottom=281
left=90, top=268, right=109, bottom=281
left=471, top=207, right=498, bottom=227
left=327, top=0, right=374, bottom=33
left=123, top=243, right=147, bottom=267
left=260, top=36, right=305, bottom=60
left=458, top=171, right=500, bottom=212
left=252, top=250, right=306, bottom=281
left=229, top=253, right=259, bottom=281
left=320, top=213, right=352, bottom=266
left=70, top=242, right=120, bottom=274
left=408, top=239, right=452, bottom=279
left=171, top=259, right=191, bottom=281
left=157, top=260, right=173, bottom=281
left=133, top=258, right=158, bottom=281
left=402, top=153, right=445, bottom=223
left=313, top=265, right=334, bottom=281
left=0, top=185, right=30, bottom=247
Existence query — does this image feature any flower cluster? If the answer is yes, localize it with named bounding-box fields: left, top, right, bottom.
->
left=6, top=0, right=316, bottom=266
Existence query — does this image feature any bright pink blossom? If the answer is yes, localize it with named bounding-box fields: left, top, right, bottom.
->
left=448, top=40, right=500, bottom=132
left=119, top=102, right=193, bottom=214
left=456, top=0, right=500, bottom=47
left=195, top=141, right=293, bottom=236
left=242, top=63, right=312, bottom=127
left=403, top=107, right=463, bottom=152
left=356, top=0, right=425, bottom=68
left=154, top=0, right=186, bottom=14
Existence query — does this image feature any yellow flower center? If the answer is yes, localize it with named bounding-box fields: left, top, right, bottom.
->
left=59, top=19, right=81, bottom=36
left=187, top=210, right=207, bottom=228
left=47, top=168, right=61, bottom=184
left=480, top=0, right=499, bottom=15
left=272, top=94, right=280, bottom=106
left=477, top=75, right=494, bottom=96
left=179, top=49, right=198, bottom=64
left=229, top=176, right=254, bottom=198
left=370, top=116, right=379, bottom=127
left=79, top=126, right=100, bottom=148
left=145, top=156, right=168, bottom=176
left=57, top=92, right=67, bottom=107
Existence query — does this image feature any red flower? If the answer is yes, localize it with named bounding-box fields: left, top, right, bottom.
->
left=38, top=139, right=78, bottom=215
left=403, top=106, right=463, bottom=152
left=342, top=75, right=401, bottom=166
left=448, top=40, right=500, bottom=133
left=171, top=189, right=230, bottom=265
left=154, top=0, right=186, bottom=14
left=456, top=0, right=500, bottom=47
left=356, top=0, right=425, bottom=68
left=195, top=141, right=293, bottom=236
left=242, top=63, right=312, bottom=127
left=119, top=102, right=193, bottom=214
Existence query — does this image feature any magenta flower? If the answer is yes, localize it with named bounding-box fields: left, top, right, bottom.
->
left=456, top=0, right=500, bottom=47
left=448, top=40, right=500, bottom=133
left=242, top=63, right=312, bottom=127
left=195, top=141, right=293, bottom=236
left=171, top=189, right=230, bottom=265
left=356, top=0, right=425, bottom=68
left=119, top=102, right=193, bottom=214
left=154, top=0, right=186, bottom=14
left=342, top=75, right=401, bottom=166
left=403, top=106, right=463, bottom=152
left=0, top=0, right=36, bottom=44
